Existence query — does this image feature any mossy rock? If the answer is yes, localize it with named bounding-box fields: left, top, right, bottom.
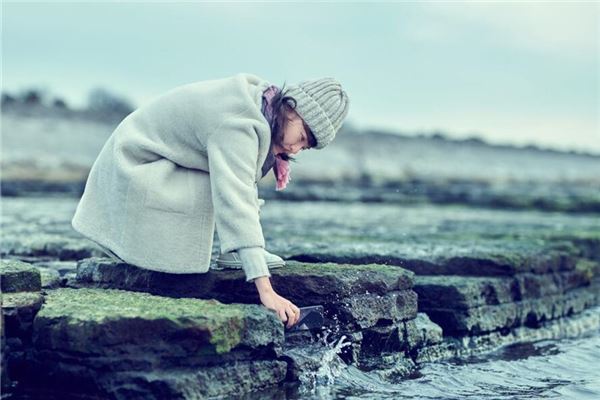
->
left=1, top=291, right=44, bottom=340
left=33, top=288, right=283, bottom=358
left=74, top=258, right=414, bottom=305
left=0, top=259, right=41, bottom=292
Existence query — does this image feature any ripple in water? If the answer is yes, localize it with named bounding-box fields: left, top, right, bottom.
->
left=293, top=330, right=600, bottom=400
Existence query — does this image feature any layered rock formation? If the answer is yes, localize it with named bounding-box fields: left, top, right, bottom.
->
left=1, top=198, right=599, bottom=398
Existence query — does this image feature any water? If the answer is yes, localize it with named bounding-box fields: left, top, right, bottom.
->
left=290, top=329, right=600, bottom=399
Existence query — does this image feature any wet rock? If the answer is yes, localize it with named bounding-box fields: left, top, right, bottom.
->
left=283, top=239, right=580, bottom=277
left=413, top=258, right=600, bottom=337
left=2, top=293, right=45, bottom=390
left=75, top=258, right=413, bottom=296
left=18, top=287, right=286, bottom=399
left=282, top=343, right=338, bottom=382
left=412, top=340, right=459, bottom=364
left=0, top=311, right=7, bottom=392
left=271, top=262, right=414, bottom=300
left=34, top=287, right=283, bottom=357
left=360, top=324, right=404, bottom=356
left=283, top=328, right=315, bottom=346
left=0, top=259, right=42, bottom=292
left=74, top=258, right=416, bottom=331
left=3, top=197, right=600, bottom=391
left=95, top=360, right=288, bottom=400
left=414, top=306, right=600, bottom=364
left=404, top=313, right=443, bottom=349
left=358, top=352, right=416, bottom=382
left=335, top=291, right=417, bottom=330
left=1, top=234, right=96, bottom=260
left=424, top=285, right=599, bottom=335
left=36, top=267, right=63, bottom=288
left=358, top=313, right=442, bottom=360
left=0, top=260, right=45, bottom=391
left=2, top=291, right=44, bottom=340
left=414, top=267, right=597, bottom=310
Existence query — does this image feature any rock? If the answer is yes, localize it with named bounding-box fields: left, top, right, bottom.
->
left=337, top=290, right=417, bottom=329
left=0, top=259, right=42, bottom=292
left=1, top=288, right=45, bottom=391
left=95, top=360, right=288, bottom=400
left=33, top=288, right=283, bottom=357
left=360, top=324, right=404, bottom=356
left=413, top=268, right=596, bottom=310
left=0, top=312, right=7, bottom=392
left=1, top=234, right=95, bottom=260
left=271, top=261, right=414, bottom=299
left=282, top=343, right=340, bottom=382
left=424, top=285, right=599, bottom=335
left=2, top=292, right=44, bottom=339
left=35, top=267, right=63, bottom=288
left=358, top=352, right=416, bottom=382
left=280, top=238, right=580, bottom=277
left=358, top=313, right=443, bottom=360
left=413, top=340, right=459, bottom=364
left=415, top=306, right=600, bottom=364
left=75, top=258, right=414, bottom=300
left=3, top=197, right=600, bottom=393
left=74, top=258, right=416, bottom=331
left=404, top=313, right=443, bottom=349
left=17, top=287, right=286, bottom=399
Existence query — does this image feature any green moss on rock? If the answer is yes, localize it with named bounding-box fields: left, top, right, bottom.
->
left=1, top=291, right=44, bottom=309
left=35, top=288, right=282, bottom=355
left=0, top=259, right=42, bottom=293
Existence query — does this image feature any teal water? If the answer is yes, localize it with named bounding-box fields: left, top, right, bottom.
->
left=291, top=330, right=600, bottom=399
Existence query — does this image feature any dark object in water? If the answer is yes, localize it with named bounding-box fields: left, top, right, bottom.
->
left=288, top=305, right=324, bottom=331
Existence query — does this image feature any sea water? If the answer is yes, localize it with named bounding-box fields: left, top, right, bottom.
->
left=288, top=328, right=600, bottom=400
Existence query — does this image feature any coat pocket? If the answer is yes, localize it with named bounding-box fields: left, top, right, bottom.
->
left=142, top=159, right=194, bottom=215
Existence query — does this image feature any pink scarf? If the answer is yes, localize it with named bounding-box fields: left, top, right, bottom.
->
left=262, top=85, right=291, bottom=191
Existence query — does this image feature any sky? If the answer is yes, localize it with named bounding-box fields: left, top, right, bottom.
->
left=2, top=1, right=599, bottom=153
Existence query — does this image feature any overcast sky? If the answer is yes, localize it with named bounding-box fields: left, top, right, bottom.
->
left=2, top=1, right=599, bottom=153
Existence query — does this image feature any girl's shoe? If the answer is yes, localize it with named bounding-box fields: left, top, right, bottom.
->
left=214, top=249, right=285, bottom=270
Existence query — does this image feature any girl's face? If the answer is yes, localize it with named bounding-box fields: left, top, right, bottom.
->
left=272, top=108, right=312, bottom=158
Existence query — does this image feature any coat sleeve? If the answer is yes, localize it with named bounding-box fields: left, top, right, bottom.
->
left=206, top=122, right=265, bottom=255
left=238, top=247, right=271, bottom=282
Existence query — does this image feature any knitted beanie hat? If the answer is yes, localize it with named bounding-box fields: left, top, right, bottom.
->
left=285, top=77, right=350, bottom=149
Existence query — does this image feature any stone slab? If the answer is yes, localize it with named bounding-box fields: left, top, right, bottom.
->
left=424, top=285, right=600, bottom=335
left=33, top=288, right=283, bottom=358
left=0, top=259, right=41, bottom=293
left=414, top=264, right=598, bottom=310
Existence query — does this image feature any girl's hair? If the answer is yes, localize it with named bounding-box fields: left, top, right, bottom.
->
left=268, top=83, right=318, bottom=162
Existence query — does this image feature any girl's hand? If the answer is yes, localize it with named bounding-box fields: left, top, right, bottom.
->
left=254, top=277, right=301, bottom=328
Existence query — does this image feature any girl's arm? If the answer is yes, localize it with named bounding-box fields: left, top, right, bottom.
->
left=254, top=276, right=274, bottom=292
left=237, top=247, right=300, bottom=327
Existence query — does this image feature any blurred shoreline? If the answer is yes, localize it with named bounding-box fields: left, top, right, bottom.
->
left=2, top=105, right=599, bottom=213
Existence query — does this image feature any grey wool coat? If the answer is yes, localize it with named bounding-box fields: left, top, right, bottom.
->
left=72, top=73, right=273, bottom=274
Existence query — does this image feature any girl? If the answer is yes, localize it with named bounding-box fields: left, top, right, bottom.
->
left=71, top=73, right=350, bottom=327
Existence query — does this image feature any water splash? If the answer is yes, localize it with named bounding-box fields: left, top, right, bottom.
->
left=314, top=333, right=353, bottom=386
left=295, top=332, right=353, bottom=395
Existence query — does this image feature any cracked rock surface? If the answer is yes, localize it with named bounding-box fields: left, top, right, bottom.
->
left=2, top=197, right=599, bottom=398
